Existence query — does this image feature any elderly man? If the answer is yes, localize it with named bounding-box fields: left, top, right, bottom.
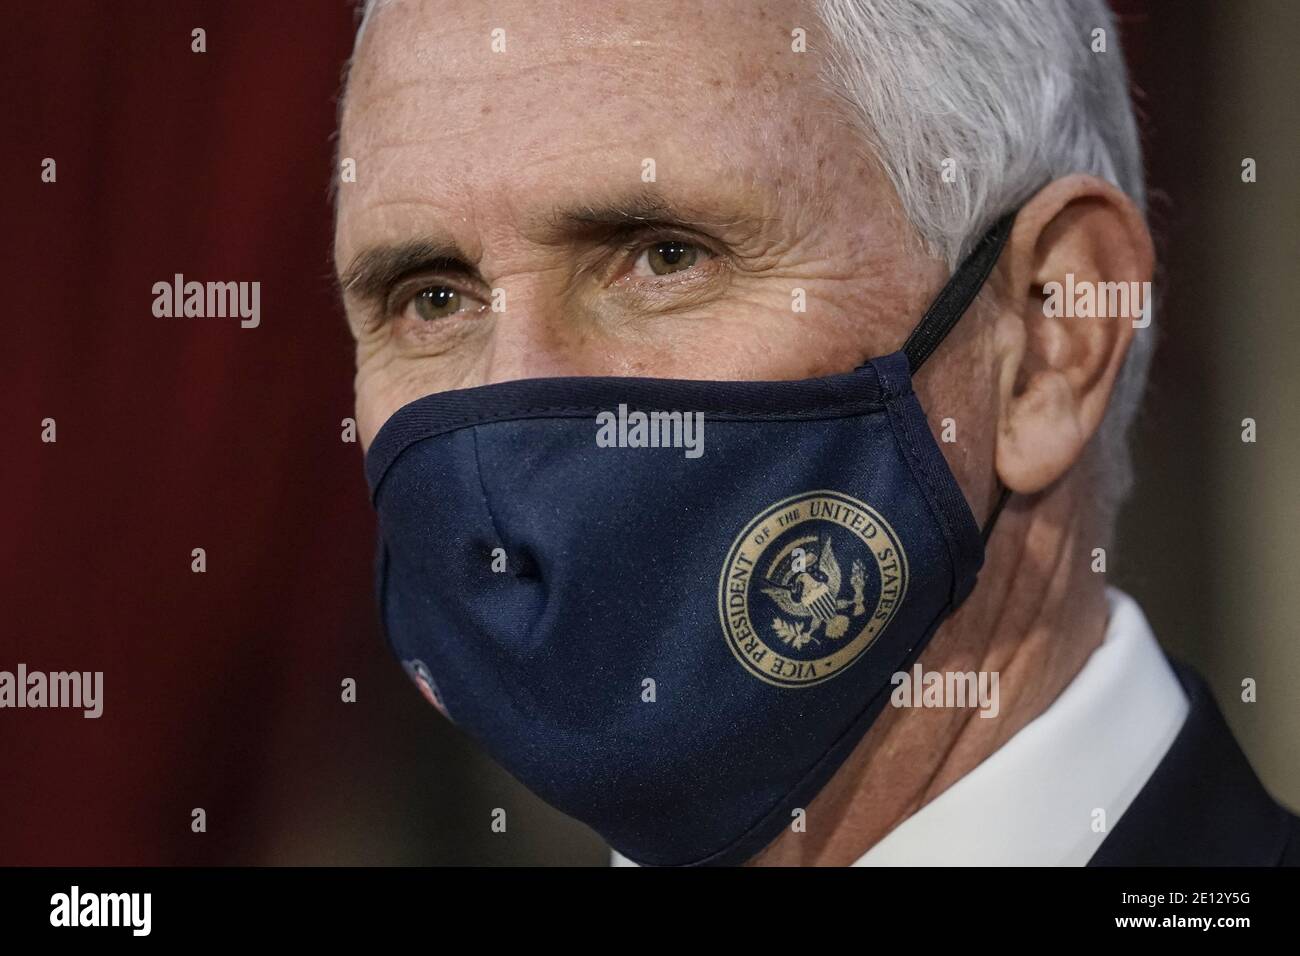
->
left=334, top=0, right=1299, bottom=866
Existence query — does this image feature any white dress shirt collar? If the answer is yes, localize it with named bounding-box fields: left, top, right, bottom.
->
left=853, top=587, right=1189, bottom=866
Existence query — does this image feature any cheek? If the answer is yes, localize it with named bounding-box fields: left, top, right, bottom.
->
left=352, top=364, right=388, bottom=453
left=353, top=331, right=490, bottom=449
left=353, top=347, right=417, bottom=451
left=742, top=318, right=861, bottom=378
left=914, top=341, right=1001, bottom=509
left=633, top=287, right=881, bottom=381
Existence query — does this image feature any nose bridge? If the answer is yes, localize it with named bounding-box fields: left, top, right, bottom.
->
left=480, top=281, right=600, bottom=384
left=470, top=183, right=609, bottom=383
left=483, top=307, right=578, bottom=382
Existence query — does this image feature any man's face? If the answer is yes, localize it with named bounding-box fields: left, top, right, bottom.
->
left=336, top=0, right=983, bottom=462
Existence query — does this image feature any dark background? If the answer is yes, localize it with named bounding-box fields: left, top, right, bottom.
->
left=2, top=0, right=1297, bottom=864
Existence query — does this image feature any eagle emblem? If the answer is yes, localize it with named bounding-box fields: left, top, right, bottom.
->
left=760, top=535, right=867, bottom=649
left=719, top=490, right=909, bottom=688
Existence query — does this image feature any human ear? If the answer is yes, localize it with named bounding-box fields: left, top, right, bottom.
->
left=991, top=174, right=1155, bottom=494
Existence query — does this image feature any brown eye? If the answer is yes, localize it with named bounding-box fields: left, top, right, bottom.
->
left=410, top=285, right=464, bottom=321
left=635, top=240, right=706, bottom=277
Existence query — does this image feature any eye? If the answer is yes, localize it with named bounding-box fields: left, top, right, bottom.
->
left=630, top=240, right=711, bottom=278
left=405, top=284, right=477, bottom=322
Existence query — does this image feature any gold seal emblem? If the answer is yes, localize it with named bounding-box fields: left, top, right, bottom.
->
left=718, top=491, right=909, bottom=688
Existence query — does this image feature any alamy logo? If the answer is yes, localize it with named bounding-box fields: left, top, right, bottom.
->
left=890, top=663, right=1000, bottom=718
left=50, top=886, right=151, bottom=936
left=595, top=404, right=704, bottom=459
left=0, top=664, right=102, bottom=718
left=152, top=273, right=261, bottom=328
left=1042, top=273, right=1151, bottom=328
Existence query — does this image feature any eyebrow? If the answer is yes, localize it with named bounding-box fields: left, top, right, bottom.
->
left=541, top=190, right=765, bottom=238
left=338, top=239, right=469, bottom=303
left=337, top=187, right=773, bottom=301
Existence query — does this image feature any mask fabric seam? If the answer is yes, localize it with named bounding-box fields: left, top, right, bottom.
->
left=368, top=405, right=886, bottom=504
left=883, top=388, right=970, bottom=606
left=469, top=425, right=507, bottom=556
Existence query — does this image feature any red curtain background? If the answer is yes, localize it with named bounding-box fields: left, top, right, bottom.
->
left=3, top=0, right=384, bottom=864
left=3, top=0, right=600, bottom=866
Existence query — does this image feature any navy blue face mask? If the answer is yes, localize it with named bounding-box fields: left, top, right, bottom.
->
left=365, top=213, right=1015, bottom=867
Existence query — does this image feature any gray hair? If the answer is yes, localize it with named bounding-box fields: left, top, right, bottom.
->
left=814, top=0, right=1151, bottom=513
left=349, top=0, right=1152, bottom=511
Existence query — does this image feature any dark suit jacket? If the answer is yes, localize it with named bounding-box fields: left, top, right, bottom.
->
left=1088, top=658, right=1300, bottom=865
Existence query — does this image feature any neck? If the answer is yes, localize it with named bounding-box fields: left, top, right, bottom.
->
left=750, top=477, right=1110, bottom=866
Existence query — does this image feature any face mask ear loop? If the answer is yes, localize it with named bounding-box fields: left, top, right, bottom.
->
left=899, top=210, right=1018, bottom=546
left=901, top=211, right=1017, bottom=375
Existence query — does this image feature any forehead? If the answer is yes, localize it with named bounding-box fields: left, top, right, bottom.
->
left=337, top=0, right=848, bottom=251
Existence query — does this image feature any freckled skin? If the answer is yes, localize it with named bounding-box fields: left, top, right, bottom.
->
left=336, top=0, right=958, bottom=451
left=337, top=0, right=1152, bottom=866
